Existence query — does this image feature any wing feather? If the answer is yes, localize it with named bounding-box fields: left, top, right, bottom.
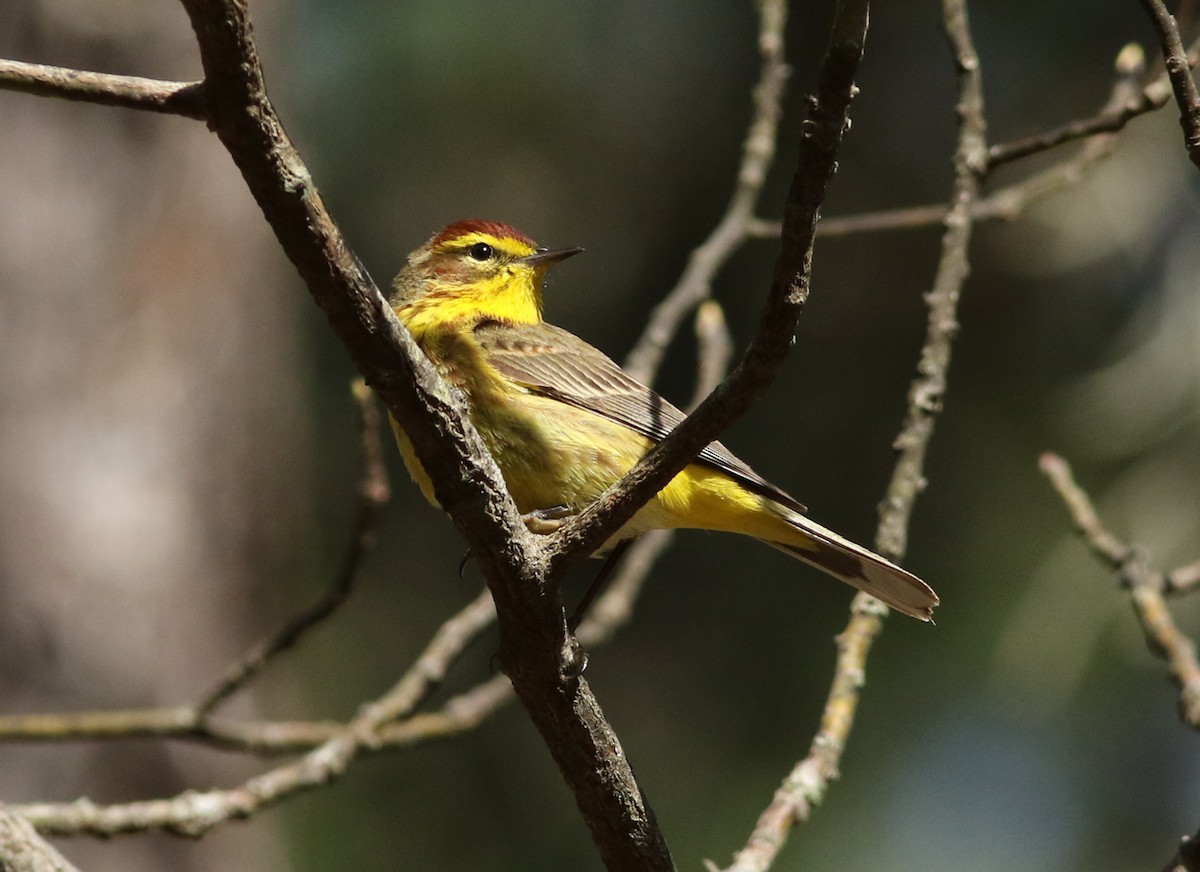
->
left=473, top=320, right=806, bottom=514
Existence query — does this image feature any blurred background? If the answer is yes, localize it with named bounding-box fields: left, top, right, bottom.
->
left=2, top=1, right=1200, bottom=870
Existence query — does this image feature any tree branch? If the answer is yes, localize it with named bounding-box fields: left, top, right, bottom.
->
left=0, top=58, right=206, bottom=119
left=1166, top=558, right=1200, bottom=594
left=623, top=0, right=790, bottom=384
left=1138, top=0, right=1200, bottom=167
left=876, top=0, right=987, bottom=562
left=986, top=39, right=1197, bottom=166
left=195, top=380, right=390, bottom=716
left=719, top=3, right=987, bottom=868
left=0, top=298, right=741, bottom=760
left=174, top=2, right=674, bottom=867
left=786, top=41, right=1146, bottom=240
left=14, top=590, right=498, bottom=837
left=1039, top=453, right=1200, bottom=728
left=550, top=0, right=869, bottom=570
left=739, top=40, right=1148, bottom=247
left=0, top=807, right=80, bottom=872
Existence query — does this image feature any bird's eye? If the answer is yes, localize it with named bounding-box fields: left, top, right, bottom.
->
left=467, top=242, right=494, bottom=262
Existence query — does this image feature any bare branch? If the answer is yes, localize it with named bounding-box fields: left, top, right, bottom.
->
left=1166, top=558, right=1200, bottom=594
left=876, top=0, right=987, bottom=562
left=0, top=676, right=514, bottom=758
left=173, top=1, right=674, bottom=865
left=1138, top=0, right=1200, bottom=167
left=717, top=594, right=885, bottom=872
left=985, top=40, right=1196, bottom=166
left=740, top=41, right=1147, bottom=245
left=623, top=0, right=790, bottom=384
left=0, top=303, right=734, bottom=759
left=754, top=143, right=1110, bottom=240
left=0, top=807, right=80, bottom=872
left=0, top=58, right=206, bottom=119
left=196, top=380, right=391, bottom=715
left=720, top=3, right=987, bottom=868
left=551, top=0, right=868, bottom=571
left=14, top=590, right=498, bottom=837
left=1040, top=452, right=1200, bottom=728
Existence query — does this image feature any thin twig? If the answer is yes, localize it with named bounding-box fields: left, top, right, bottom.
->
left=876, top=0, right=987, bottom=562
left=0, top=542, right=672, bottom=759
left=987, top=38, right=1196, bottom=167
left=744, top=46, right=1147, bottom=243
left=743, top=43, right=1147, bottom=242
left=720, top=3, right=987, bottom=869
left=714, top=593, right=884, bottom=872
left=0, top=670, right=512, bottom=759
left=14, top=590, right=498, bottom=837
left=1039, top=453, right=1200, bottom=728
left=1138, top=0, right=1200, bottom=167
left=753, top=142, right=1107, bottom=240
left=691, top=302, right=736, bottom=406
left=0, top=58, right=206, bottom=119
left=1166, top=558, right=1200, bottom=594
left=623, top=0, right=790, bottom=384
left=552, top=0, right=866, bottom=573
left=195, top=380, right=391, bottom=716
left=779, top=43, right=1144, bottom=240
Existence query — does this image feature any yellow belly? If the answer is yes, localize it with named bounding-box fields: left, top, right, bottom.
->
left=391, top=387, right=793, bottom=548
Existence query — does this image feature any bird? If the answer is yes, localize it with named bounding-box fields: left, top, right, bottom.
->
left=387, top=219, right=939, bottom=621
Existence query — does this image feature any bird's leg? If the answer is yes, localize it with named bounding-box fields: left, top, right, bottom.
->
left=522, top=504, right=574, bottom=534
left=567, top=539, right=632, bottom=632
left=459, top=506, right=575, bottom=575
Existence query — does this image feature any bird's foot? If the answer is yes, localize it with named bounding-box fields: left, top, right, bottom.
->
left=522, top=505, right=575, bottom=534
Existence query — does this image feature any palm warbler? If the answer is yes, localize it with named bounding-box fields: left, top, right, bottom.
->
left=388, top=220, right=938, bottom=620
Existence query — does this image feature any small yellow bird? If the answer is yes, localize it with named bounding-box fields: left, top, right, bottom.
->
left=389, top=220, right=939, bottom=621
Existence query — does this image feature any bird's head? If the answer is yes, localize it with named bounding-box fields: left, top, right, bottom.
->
left=391, top=220, right=582, bottom=331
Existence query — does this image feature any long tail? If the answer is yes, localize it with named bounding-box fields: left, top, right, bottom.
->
left=760, top=514, right=939, bottom=621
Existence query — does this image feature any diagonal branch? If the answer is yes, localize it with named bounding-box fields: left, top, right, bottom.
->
left=15, top=590, right=498, bottom=837
left=0, top=302, right=735, bottom=769
left=176, top=1, right=674, bottom=867
left=876, top=0, right=987, bottom=562
left=1138, top=0, right=1200, bottom=167
left=0, top=807, right=80, bottom=872
left=550, top=0, right=870, bottom=572
left=623, top=0, right=790, bottom=384
left=194, top=380, right=391, bottom=716
left=744, top=41, right=1147, bottom=242
left=1166, top=558, right=1200, bottom=594
left=1039, top=453, right=1200, bottom=728
left=986, top=39, right=1197, bottom=167
left=720, top=3, right=988, bottom=869
left=0, top=58, right=206, bottom=119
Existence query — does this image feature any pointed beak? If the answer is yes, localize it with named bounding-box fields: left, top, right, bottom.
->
left=519, top=246, right=584, bottom=267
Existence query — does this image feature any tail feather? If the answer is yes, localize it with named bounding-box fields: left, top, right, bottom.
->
left=760, top=519, right=939, bottom=621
